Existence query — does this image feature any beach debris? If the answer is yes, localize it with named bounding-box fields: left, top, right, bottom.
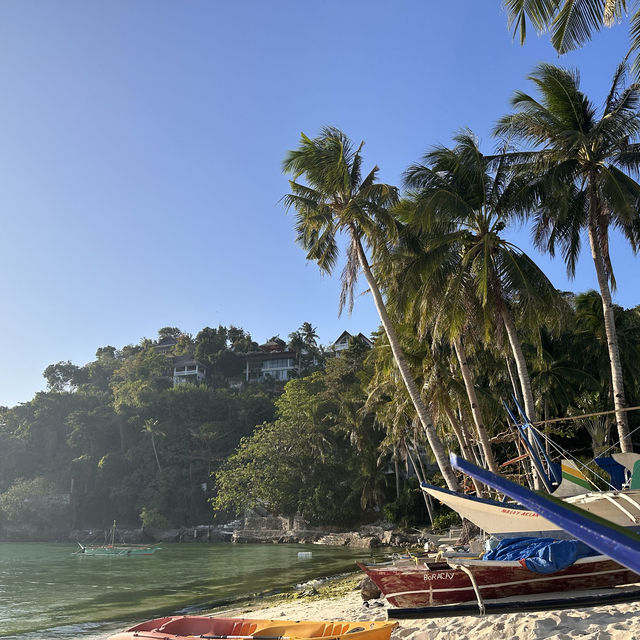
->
left=360, top=576, right=382, bottom=601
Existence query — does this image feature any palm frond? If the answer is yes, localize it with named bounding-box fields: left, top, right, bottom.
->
left=502, top=0, right=560, bottom=44
left=551, top=0, right=607, bottom=53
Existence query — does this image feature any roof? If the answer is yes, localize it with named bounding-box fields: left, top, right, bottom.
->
left=243, top=350, right=296, bottom=361
left=259, top=340, right=286, bottom=352
left=330, top=331, right=373, bottom=348
left=172, top=355, right=206, bottom=368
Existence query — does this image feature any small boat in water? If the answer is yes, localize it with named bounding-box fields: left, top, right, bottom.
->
left=76, top=542, right=160, bottom=556
left=107, top=616, right=397, bottom=640
left=76, top=520, right=160, bottom=556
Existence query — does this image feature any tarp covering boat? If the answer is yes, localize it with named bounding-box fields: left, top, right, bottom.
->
left=483, top=537, right=598, bottom=574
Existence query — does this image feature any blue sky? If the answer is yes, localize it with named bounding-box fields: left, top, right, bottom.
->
left=0, top=1, right=636, bottom=407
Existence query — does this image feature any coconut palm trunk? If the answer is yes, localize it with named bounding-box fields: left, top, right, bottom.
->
left=500, top=306, right=542, bottom=487
left=495, top=63, right=640, bottom=453
left=405, top=445, right=435, bottom=522
left=442, top=403, right=485, bottom=495
left=393, top=448, right=401, bottom=500
left=500, top=307, right=536, bottom=422
left=452, top=336, right=499, bottom=473
left=504, top=356, right=524, bottom=408
left=354, top=236, right=460, bottom=490
left=587, top=219, right=632, bottom=452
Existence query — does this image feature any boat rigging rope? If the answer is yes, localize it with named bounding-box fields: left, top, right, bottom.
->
left=451, top=563, right=485, bottom=615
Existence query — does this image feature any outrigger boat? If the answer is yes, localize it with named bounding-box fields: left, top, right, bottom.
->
left=421, top=474, right=640, bottom=538
left=375, top=454, right=640, bottom=619
left=76, top=521, right=160, bottom=556
left=76, top=542, right=160, bottom=556
left=107, top=616, right=397, bottom=640
left=449, top=454, right=640, bottom=576
left=358, top=551, right=638, bottom=609
left=423, top=400, right=640, bottom=539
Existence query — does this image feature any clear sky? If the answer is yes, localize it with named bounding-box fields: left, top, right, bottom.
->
left=0, top=1, right=637, bottom=408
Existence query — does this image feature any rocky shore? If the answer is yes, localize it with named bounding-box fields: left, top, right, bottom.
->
left=2, top=513, right=433, bottom=549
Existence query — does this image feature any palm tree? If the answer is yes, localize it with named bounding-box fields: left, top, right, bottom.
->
left=496, top=62, right=640, bottom=452
left=573, top=291, right=640, bottom=413
left=378, top=202, right=501, bottom=475
left=401, top=131, right=564, bottom=466
left=503, top=0, right=640, bottom=79
left=282, top=127, right=459, bottom=491
left=142, top=418, right=164, bottom=472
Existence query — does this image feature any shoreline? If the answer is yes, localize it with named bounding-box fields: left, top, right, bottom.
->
left=85, top=572, right=640, bottom=640
left=218, top=573, right=640, bottom=640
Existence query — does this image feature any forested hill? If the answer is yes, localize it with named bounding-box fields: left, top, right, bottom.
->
left=2, top=294, right=640, bottom=539
left=0, top=323, right=331, bottom=533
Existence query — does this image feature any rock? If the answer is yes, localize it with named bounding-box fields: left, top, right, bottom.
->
left=360, top=576, right=382, bottom=601
left=348, top=535, right=380, bottom=549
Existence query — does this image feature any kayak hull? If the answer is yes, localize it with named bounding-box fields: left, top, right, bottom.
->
left=108, top=616, right=397, bottom=640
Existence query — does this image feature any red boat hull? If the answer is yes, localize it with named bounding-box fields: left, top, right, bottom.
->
left=357, top=556, right=639, bottom=608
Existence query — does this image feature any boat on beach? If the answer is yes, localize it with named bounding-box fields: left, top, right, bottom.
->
left=421, top=481, right=640, bottom=538
left=357, top=552, right=638, bottom=608
left=422, top=404, right=640, bottom=540
left=107, top=616, right=397, bottom=640
left=368, top=453, right=640, bottom=617
left=450, top=453, right=640, bottom=577
left=357, top=419, right=640, bottom=615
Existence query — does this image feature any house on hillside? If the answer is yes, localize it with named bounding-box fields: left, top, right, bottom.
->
left=238, top=331, right=372, bottom=384
left=172, top=355, right=207, bottom=385
left=153, top=336, right=178, bottom=355
left=330, top=331, right=373, bottom=353
left=152, top=337, right=206, bottom=386
left=242, top=340, right=298, bottom=383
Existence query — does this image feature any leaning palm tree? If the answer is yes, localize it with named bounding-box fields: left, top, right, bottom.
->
left=402, top=132, right=564, bottom=452
left=282, top=127, right=459, bottom=491
left=503, top=0, right=640, bottom=79
left=378, top=201, right=502, bottom=474
left=496, top=62, right=640, bottom=452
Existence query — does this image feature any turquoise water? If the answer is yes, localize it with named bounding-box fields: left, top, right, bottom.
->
left=0, top=542, right=374, bottom=639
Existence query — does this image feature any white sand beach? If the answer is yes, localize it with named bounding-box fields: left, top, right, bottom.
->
left=225, top=584, right=640, bottom=640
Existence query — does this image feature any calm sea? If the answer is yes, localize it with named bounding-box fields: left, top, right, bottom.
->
left=0, top=542, right=374, bottom=639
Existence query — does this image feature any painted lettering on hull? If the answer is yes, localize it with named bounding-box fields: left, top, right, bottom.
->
left=500, top=508, right=539, bottom=518
left=423, top=572, right=456, bottom=581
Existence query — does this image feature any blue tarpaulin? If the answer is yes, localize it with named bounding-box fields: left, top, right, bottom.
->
left=483, top=537, right=599, bottom=574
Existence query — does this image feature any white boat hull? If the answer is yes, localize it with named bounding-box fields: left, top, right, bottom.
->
left=422, top=484, right=640, bottom=537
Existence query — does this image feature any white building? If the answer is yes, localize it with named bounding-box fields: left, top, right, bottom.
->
left=172, top=355, right=206, bottom=385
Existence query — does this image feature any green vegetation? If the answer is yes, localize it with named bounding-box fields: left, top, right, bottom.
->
left=2, top=56, right=640, bottom=536
left=0, top=325, right=280, bottom=531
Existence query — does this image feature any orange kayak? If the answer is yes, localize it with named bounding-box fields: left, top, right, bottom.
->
left=108, top=616, right=397, bottom=640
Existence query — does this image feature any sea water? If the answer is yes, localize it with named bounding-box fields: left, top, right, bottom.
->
left=0, top=542, right=372, bottom=639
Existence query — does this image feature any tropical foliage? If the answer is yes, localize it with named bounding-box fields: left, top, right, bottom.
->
left=503, top=0, right=640, bottom=79
left=2, top=57, right=640, bottom=536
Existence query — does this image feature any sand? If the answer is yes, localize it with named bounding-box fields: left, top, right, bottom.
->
left=222, top=582, right=640, bottom=640
left=92, top=575, right=640, bottom=640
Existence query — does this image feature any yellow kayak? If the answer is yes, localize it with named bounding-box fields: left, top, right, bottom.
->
left=108, top=615, right=397, bottom=640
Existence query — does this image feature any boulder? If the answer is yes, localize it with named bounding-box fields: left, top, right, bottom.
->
left=360, top=576, right=382, bottom=601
